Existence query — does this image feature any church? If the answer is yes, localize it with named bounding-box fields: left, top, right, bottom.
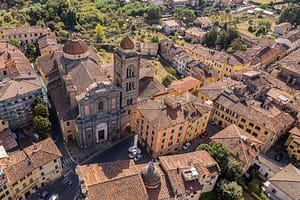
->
left=38, top=36, right=140, bottom=149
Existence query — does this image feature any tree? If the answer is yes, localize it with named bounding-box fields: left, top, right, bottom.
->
left=279, top=5, right=300, bottom=25
left=162, top=75, right=173, bottom=87
left=223, top=156, right=243, bottom=180
left=33, top=116, right=51, bottom=138
left=227, top=38, right=247, bottom=53
left=248, top=25, right=254, bottom=33
left=9, top=38, right=20, bottom=48
left=147, top=5, right=160, bottom=21
left=197, top=142, right=242, bottom=181
left=95, top=23, right=105, bottom=42
left=217, top=180, right=243, bottom=200
left=25, top=43, right=38, bottom=62
left=34, top=103, right=49, bottom=118
left=174, top=8, right=196, bottom=23
left=201, top=28, right=218, bottom=48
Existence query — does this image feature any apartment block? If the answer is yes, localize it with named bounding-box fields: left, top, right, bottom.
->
left=0, top=138, right=62, bottom=200
left=0, top=43, right=46, bottom=130
left=137, top=93, right=211, bottom=158
left=184, top=43, right=250, bottom=78
left=0, top=26, right=50, bottom=45
left=212, top=90, right=294, bottom=152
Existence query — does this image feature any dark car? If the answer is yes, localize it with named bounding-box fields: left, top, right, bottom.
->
left=275, top=153, right=284, bottom=161
left=200, top=131, right=208, bottom=138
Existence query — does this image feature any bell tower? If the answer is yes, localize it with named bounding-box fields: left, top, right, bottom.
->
left=114, top=36, right=140, bottom=132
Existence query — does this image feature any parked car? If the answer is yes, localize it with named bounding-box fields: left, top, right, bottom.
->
left=275, top=153, right=284, bottom=162
left=32, top=133, right=40, bottom=142
left=134, top=154, right=143, bottom=162
left=39, top=191, right=50, bottom=200
left=68, top=180, right=74, bottom=187
left=128, top=152, right=136, bottom=159
left=48, top=193, right=59, bottom=200
left=182, top=142, right=191, bottom=150
left=200, top=131, right=208, bottom=138
left=209, top=120, right=217, bottom=125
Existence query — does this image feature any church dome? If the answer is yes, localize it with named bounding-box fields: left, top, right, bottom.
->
left=141, top=162, right=161, bottom=189
left=120, top=36, right=134, bottom=50
left=63, top=39, right=89, bottom=55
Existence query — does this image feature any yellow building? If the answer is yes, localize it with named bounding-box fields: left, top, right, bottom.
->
left=285, top=127, right=300, bottom=161
left=0, top=119, right=9, bottom=132
left=184, top=44, right=250, bottom=78
left=212, top=93, right=295, bottom=152
left=137, top=93, right=211, bottom=158
left=0, top=138, right=62, bottom=200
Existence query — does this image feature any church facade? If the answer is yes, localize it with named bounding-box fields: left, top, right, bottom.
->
left=38, top=36, right=140, bottom=149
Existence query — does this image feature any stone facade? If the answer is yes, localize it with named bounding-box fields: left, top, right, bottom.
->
left=114, top=37, right=140, bottom=133
left=76, top=82, right=123, bottom=149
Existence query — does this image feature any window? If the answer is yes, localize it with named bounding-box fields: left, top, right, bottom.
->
left=40, top=166, right=43, bottom=170
left=171, top=129, right=174, bottom=134
left=55, top=165, right=58, bottom=169
left=162, top=139, right=165, bottom=143
left=252, top=132, right=258, bottom=137
left=241, top=118, right=246, bottom=123
left=98, top=101, right=104, bottom=111
left=163, top=132, right=166, bottom=137
left=54, top=159, right=57, bottom=163
left=66, top=122, right=70, bottom=126
left=128, top=110, right=131, bottom=115
left=168, top=142, right=173, bottom=146
left=246, top=128, right=251, bottom=133
left=84, top=105, right=90, bottom=116
left=41, top=172, right=44, bottom=176
left=5, top=190, right=9, bottom=195
left=15, top=188, right=20, bottom=194
left=111, top=99, right=116, bottom=109
left=289, top=145, right=294, bottom=149
left=249, top=122, right=254, bottom=127
left=23, top=183, right=27, bottom=188
left=29, top=178, right=33, bottom=184
left=264, top=131, right=268, bottom=135
left=255, top=126, right=261, bottom=131
left=170, top=136, right=173, bottom=140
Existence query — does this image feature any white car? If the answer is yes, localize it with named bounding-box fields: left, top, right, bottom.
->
left=134, top=154, right=143, bottom=162
left=128, top=146, right=141, bottom=154
left=128, top=152, right=136, bottom=159
left=182, top=142, right=191, bottom=150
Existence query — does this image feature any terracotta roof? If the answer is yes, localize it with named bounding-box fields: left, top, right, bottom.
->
left=63, top=39, right=89, bottom=55
left=163, top=20, right=179, bottom=27
left=138, top=93, right=207, bottom=130
left=168, top=76, right=201, bottom=94
left=211, top=124, right=264, bottom=171
left=76, top=160, right=148, bottom=200
left=0, top=129, right=18, bottom=152
left=120, top=36, right=135, bottom=50
left=198, top=78, right=240, bottom=100
left=268, top=164, right=300, bottom=200
left=0, top=42, right=43, bottom=101
left=23, top=137, right=62, bottom=168
left=159, top=151, right=220, bottom=195
left=0, top=26, right=49, bottom=36
left=277, top=48, right=300, bottom=75
left=0, top=137, right=61, bottom=184
left=194, top=17, right=212, bottom=26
